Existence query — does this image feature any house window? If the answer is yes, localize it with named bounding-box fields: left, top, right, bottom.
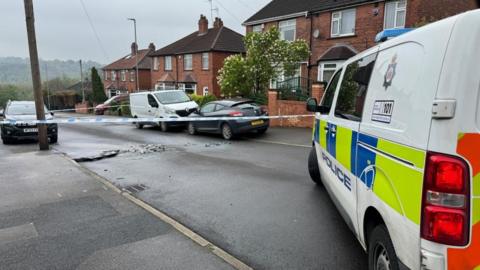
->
left=105, top=71, right=109, bottom=80
left=164, top=56, right=172, bottom=71
left=184, top=54, right=193, bottom=71
left=384, top=0, right=407, bottom=29
left=121, top=70, right=126, bottom=81
left=153, top=57, right=159, bottom=70
left=318, top=61, right=343, bottom=83
left=203, top=87, right=209, bottom=96
left=130, top=71, right=135, bottom=82
left=111, top=71, right=117, bottom=81
left=279, top=19, right=296, bottom=41
left=178, top=83, right=196, bottom=94
left=202, top=53, right=209, bottom=70
left=269, top=66, right=301, bottom=89
left=155, top=82, right=176, bottom=90
left=331, top=9, right=356, bottom=37
left=252, top=25, right=262, bottom=33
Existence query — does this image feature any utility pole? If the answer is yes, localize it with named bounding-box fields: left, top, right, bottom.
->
left=127, top=18, right=139, bottom=92
left=24, top=0, right=49, bottom=150
left=44, top=63, right=50, bottom=110
left=80, top=60, right=85, bottom=102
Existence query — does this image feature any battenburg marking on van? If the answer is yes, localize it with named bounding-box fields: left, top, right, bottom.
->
left=447, top=133, right=480, bottom=270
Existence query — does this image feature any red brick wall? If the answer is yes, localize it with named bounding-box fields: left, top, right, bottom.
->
left=406, top=0, right=477, bottom=27
left=103, top=69, right=151, bottom=94
left=150, top=51, right=238, bottom=97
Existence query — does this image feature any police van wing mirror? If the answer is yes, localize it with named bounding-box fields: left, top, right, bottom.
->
left=306, top=98, right=318, bottom=112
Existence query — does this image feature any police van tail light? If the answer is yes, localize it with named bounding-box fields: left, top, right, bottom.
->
left=421, top=152, right=470, bottom=246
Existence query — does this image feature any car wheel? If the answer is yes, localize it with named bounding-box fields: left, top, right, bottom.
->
left=308, top=147, right=322, bottom=185
left=160, top=122, right=169, bottom=132
left=187, top=122, right=197, bottom=135
left=368, top=225, right=399, bottom=270
left=50, top=135, right=58, bottom=144
left=2, top=138, right=12, bottom=145
left=134, top=117, right=143, bottom=129
left=221, top=123, right=234, bottom=140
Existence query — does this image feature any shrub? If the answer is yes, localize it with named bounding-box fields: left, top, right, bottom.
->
left=189, top=94, right=217, bottom=107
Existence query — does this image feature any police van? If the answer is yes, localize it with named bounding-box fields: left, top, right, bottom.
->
left=306, top=10, right=479, bottom=270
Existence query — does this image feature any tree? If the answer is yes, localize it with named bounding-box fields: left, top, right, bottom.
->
left=218, top=27, right=309, bottom=98
left=0, top=84, right=34, bottom=109
left=90, top=67, right=107, bottom=104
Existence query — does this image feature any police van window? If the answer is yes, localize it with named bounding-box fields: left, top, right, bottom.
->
left=334, top=53, right=376, bottom=121
left=320, top=69, right=342, bottom=113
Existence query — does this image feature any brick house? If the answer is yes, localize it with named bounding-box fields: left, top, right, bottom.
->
left=102, top=43, right=155, bottom=97
left=149, top=15, right=245, bottom=97
left=244, top=0, right=477, bottom=87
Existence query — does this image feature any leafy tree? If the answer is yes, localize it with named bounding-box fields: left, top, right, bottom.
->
left=0, top=84, right=34, bottom=109
left=218, top=27, right=309, bottom=97
left=91, top=67, right=107, bottom=104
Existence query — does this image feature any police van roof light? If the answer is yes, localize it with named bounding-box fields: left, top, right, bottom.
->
left=375, top=28, right=414, bottom=43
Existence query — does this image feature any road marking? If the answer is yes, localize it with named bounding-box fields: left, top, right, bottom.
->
left=63, top=154, right=253, bottom=270
left=248, top=138, right=311, bottom=148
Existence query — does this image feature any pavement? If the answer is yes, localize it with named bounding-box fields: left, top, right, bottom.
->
left=0, top=113, right=368, bottom=269
left=0, top=148, right=235, bottom=270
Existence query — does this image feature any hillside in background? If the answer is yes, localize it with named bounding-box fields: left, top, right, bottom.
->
left=0, top=57, right=103, bottom=85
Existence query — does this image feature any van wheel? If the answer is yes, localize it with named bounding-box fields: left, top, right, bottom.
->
left=134, top=117, right=143, bottom=129
left=368, top=225, right=399, bottom=270
left=187, top=122, right=196, bottom=135
left=160, top=122, right=169, bottom=132
left=308, top=148, right=322, bottom=185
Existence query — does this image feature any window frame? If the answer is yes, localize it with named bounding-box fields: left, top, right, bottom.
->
left=278, top=19, right=296, bottom=41
left=129, top=71, right=135, bottom=82
left=320, top=68, right=343, bottom=115
left=318, top=61, right=344, bottom=82
left=164, top=56, right=173, bottom=71
left=153, top=57, right=159, bottom=71
left=252, top=25, right=262, bottom=33
left=121, top=70, right=126, bottom=82
left=105, top=71, right=109, bottom=80
left=183, top=54, right=193, bottom=71
left=331, top=9, right=356, bottom=37
left=384, top=0, right=407, bottom=29
left=111, top=71, right=117, bottom=81
left=147, top=94, right=159, bottom=108
left=200, top=103, right=216, bottom=114
left=202, top=53, right=209, bottom=70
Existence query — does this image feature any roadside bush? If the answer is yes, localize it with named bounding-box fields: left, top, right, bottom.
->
left=247, top=91, right=268, bottom=105
left=190, top=94, right=217, bottom=106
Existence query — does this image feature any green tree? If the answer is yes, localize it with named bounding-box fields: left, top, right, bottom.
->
left=218, top=27, right=309, bottom=98
left=0, top=84, right=34, bottom=109
left=90, top=67, right=107, bottom=104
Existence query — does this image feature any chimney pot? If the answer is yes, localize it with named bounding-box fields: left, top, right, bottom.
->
left=131, top=42, right=138, bottom=55
left=214, top=17, right=223, bottom=28
left=198, top=14, right=209, bottom=35
left=148, top=42, right=156, bottom=52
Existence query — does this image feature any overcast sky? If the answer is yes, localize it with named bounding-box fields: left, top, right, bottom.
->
left=0, top=0, right=270, bottom=64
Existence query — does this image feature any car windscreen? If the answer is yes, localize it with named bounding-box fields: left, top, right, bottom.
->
left=7, top=104, right=48, bottom=115
left=154, top=91, right=190, bottom=105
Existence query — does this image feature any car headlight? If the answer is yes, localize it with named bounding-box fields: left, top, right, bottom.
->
left=164, top=107, right=176, bottom=114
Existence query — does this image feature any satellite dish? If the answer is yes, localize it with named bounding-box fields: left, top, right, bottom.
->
left=313, top=29, right=320, bottom=39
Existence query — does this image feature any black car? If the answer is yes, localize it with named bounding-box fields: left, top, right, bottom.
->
left=187, top=99, right=269, bottom=140
left=0, top=101, right=58, bottom=144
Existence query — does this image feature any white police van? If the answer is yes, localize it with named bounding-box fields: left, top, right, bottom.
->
left=307, top=10, right=480, bottom=270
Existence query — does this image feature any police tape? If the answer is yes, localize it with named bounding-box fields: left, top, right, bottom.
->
left=0, top=114, right=314, bottom=125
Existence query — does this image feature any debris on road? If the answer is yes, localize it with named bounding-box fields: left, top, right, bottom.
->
left=74, top=150, right=120, bottom=163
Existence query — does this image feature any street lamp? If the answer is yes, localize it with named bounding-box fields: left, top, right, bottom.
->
left=127, top=18, right=139, bottom=92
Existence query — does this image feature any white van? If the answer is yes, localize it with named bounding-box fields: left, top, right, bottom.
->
left=307, top=10, right=480, bottom=270
left=130, top=90, right=198, bottom=131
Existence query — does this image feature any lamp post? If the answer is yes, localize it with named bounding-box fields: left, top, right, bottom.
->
left=127, top=18, right=139, bottom=92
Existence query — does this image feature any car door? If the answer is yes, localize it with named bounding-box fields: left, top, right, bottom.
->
left=321, top=53, right=377, bottom=235
left=196, top=103, right=216, bottom=131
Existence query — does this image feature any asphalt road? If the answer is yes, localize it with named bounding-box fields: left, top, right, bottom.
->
left=1, top=118, right=368, bottom=270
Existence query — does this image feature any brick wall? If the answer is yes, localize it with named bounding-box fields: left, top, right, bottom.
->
left=103, top=69, right=151, bottom=94
left=406, top=0, right=477, bottom=27
left=150, top=51, right=237, bottom=97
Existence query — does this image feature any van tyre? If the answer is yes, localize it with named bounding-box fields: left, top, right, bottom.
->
left=368, top=225, right=399, bottom=270
left=308, top=148, right=322, bottom=185
left=187, top=122, right=196, bottom=135
left=160, top=122, right=169, bottom=132
left=222, top=123, right=234, bottom=140
left=134, top=117, right=143, bottom=129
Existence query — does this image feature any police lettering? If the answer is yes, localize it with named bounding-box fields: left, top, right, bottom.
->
left=322, top=152, right=352, bottom=191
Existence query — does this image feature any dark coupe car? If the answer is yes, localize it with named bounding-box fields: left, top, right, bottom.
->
left=187, top=99, right=269, bottom=140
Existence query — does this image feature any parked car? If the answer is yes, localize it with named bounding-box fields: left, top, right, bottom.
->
left=129, top=90, right=198, bottom=131
left=0, top=101, right=58, bottom=144
left=94, top=94, right=129, bottom=115
left=187, top=99, right=269, bottom=140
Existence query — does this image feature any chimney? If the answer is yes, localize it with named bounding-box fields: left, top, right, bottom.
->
left=198, top=14, right=208, bottom=36
left=148, top=42, right=156, bottom=52
left=213, top=17, right=223, bottom=29
left=131, top=42, right=138, bottom=55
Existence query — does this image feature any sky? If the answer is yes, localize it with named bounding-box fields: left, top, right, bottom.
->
left=0, top=0, right=270, bottom=64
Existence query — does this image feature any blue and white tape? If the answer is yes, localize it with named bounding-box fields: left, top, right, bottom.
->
left=0, top=115, right=314, bottom=125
